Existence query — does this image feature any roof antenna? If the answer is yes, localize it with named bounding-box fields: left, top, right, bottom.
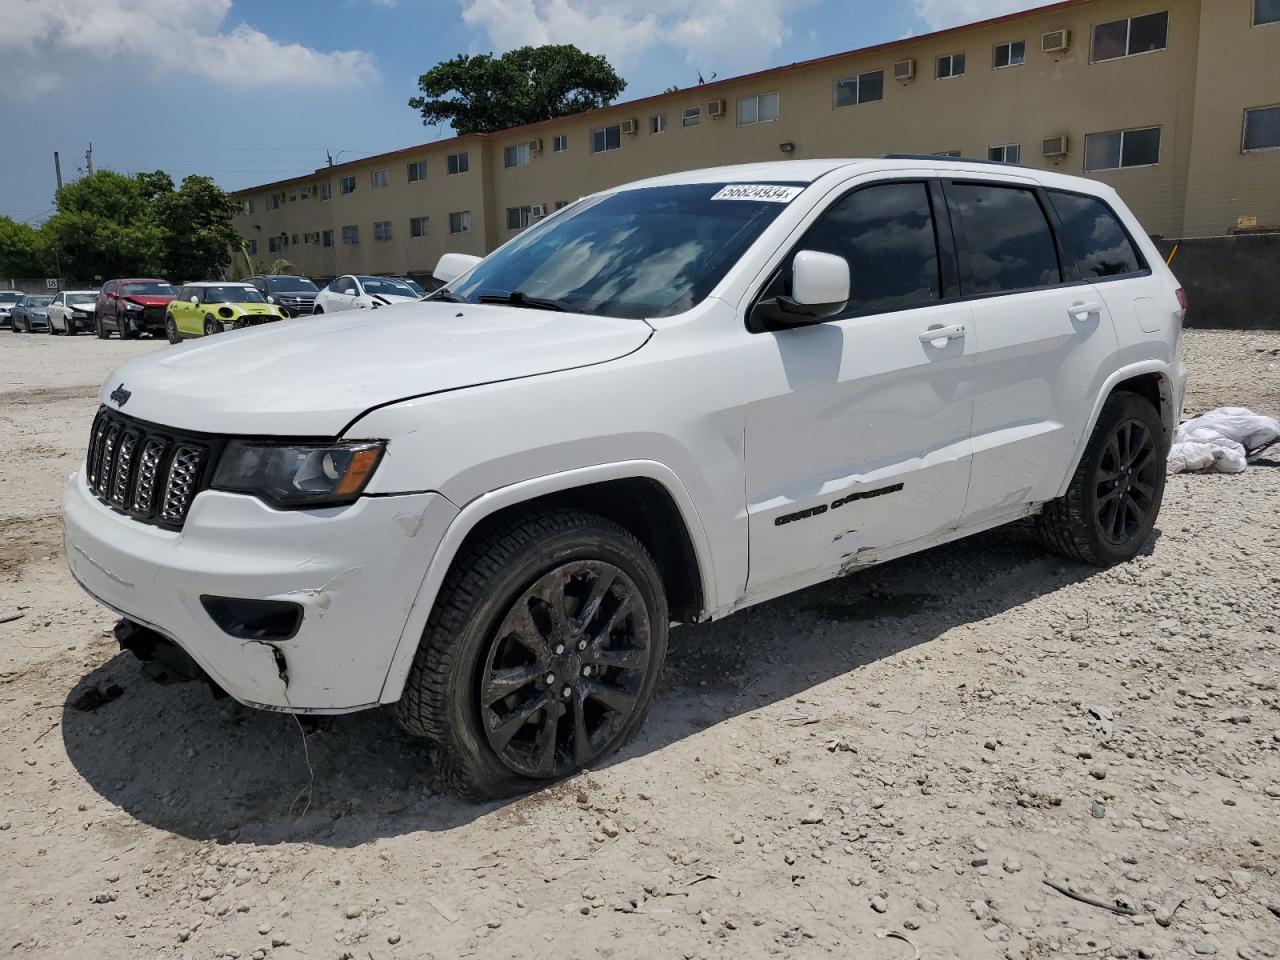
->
left=326, top=150, right=334, bottom=167
left=697, top=70, right=716, bottom=85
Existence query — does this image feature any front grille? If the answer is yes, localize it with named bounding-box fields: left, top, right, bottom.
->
left=85, top=408, right=224, bottom=529
left=141, top=307, right=167, bottom=326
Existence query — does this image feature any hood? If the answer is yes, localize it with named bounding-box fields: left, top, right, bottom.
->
left=366, top=293, right=417, bottom=306
left=98, top=300, right=652, bottom=435
left=123, top=295, right=174, bottom=306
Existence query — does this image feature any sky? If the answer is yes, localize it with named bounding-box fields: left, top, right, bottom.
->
left=0, top=0, right=1045, bottom=225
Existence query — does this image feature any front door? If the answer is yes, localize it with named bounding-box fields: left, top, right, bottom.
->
left=743, top=179, right=975, bottom=596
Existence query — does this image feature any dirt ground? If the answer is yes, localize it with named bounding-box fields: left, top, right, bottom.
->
left=1, top=328, right=1278, bottom=960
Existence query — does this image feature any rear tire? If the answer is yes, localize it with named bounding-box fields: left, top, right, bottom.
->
left=393, top=509, right=669, bottom=801
left=203, top=316, right=219, bottom=337
left=1036, top=391, right=1167, bottom=567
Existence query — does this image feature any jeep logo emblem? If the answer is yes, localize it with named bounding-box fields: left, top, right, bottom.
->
left=109, top=384, right=131, bottom=407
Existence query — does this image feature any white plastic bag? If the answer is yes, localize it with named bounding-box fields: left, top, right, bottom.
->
left=1168, top=407, right=1279, bottom=475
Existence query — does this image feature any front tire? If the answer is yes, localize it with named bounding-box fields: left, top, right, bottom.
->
left=165, top=315, right=181, bottom=345
left=312, top=305, right=324, bottom=315
left=1036, top=391, right=1167, bottom=567
left=95, top=313, right=109, bottom=339
left=119, top=313, right=138, bottom=339
left=394, top=509, right=669, bottom=801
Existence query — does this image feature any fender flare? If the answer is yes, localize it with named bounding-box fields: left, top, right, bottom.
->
left=1054, top=359, right=1178, bottom=499
left=377, top=459, right=718, bottom=704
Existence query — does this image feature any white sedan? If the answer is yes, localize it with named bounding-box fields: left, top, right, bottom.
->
left=47, top=290, right=100, bottom=335
left=312, top=275, right=420, bottom=314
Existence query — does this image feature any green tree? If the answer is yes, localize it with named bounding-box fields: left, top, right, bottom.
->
left=42, top=170, right=163, bottom=279
left=153, top=175, right=240, bottom=281
left=0, top=217, right=51, bottom=277
left=410, top=44, right=625, bottom=133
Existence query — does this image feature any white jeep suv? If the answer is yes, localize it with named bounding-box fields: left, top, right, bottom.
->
left=63, top=158, right=1186, bottom=799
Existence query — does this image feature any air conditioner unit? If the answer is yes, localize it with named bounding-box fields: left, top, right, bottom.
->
left=528, top=138, right=542, bottom=154
left=707, top=99, right=725, bottom=118
left=1041, top=29, right=1072, bottom=54
left=1042, top=135, right=1069, bottom=158
left=893, top=58, right=916, bottom=82
left=621, top=118, right=638, bottom=135
left=531, top=203, right=548, bottom=217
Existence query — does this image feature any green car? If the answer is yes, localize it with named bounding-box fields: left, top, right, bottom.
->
left=166, top=283, right=286, bottom=343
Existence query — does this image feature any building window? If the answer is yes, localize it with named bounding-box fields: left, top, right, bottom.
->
left=301, top=187, right=311, bottom=199
left=322, top=230, right=333, bottom=248
left=447, top=152, right=469, bottom=175
left=682, top=106, right=701, bottom=128
left=449, top=211, right=471, bottom=234
left=834, top=70, right=884, bottom=107
left=504, top=143, right=530, bottom=168
left=554, top=200, right=569, bottom=210
left=340, top=175, right=356, bottom=195
left=553, top=134, right=568, bottom=152
left=291, top=234, right=298, bottom=245
left=1091, top=11, right=1169, bottom=62
left=320, top=183, right=331, bottom=201
left=738, top=91, right=779, bottom=125
left=245, top=239, right=257, bottom=255
left=590, top=124, right=621, bottom=153
left=268, top=237, right=283, bottom=253
left=936, top=52, right=966, bottom=78
left=1084, top=126, right=1162, bottom=170
left=993, top=40, right=1025, bottom=68
left=241, top=199, right=253, bottom=215
left=1257, top=0, right=1280, bottom=25
left=650, top=113, right=667, bottom=134
left=374, top=220, right=392, bottom=241
left=988, top=143, right=1021, bottom=163
left=506, top=206, right=533, bottom=231
left=341, top=225, right=359, bottom=245
left=266, top=194, right=280, bottom=210
left=407, top=160, right=426, bottom=182
left=1244, top=105, right=1280, bottom=151
left=410, top=216, right=430, bottom=238
left=371, top=169, right=389, bottom=189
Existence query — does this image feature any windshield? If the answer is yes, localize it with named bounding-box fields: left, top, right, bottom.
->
left=28, top=296, right=53, bottom=307
left=0, top=293, right=21, bottom=304
left=360, top=277, right=417, bottom=296
left=203, top=286, right=265, bottom=304
left=448, top=182, right=803, bottom=318
left=401, top=278, right=425, bottom=296
left=68, top=294, right=95, bottom=305
left=122, top=282, right=174, bottom=296
left=265, top=276, right=318, bottom=293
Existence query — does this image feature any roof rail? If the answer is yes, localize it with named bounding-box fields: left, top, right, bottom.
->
left=881, top=153, right=1030, bottom=169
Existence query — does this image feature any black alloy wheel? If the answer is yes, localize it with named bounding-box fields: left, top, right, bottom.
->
left=479, top=560, right=653, bottom=779
left=1095, top=418, right=1159, bottom=545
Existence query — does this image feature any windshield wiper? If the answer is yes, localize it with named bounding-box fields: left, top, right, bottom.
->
left=476, top=291, right=572, bottom=312
left=428, top=289, right=465, bottom=303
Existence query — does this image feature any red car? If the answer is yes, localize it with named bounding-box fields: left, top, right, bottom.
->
left=95, top=278, right=177, bottom=339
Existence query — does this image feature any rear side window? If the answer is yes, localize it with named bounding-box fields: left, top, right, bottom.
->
left=949, top=183, right=1061, bottom=294
left=1047, top=190, right=1144, bottom=279
left=797, top=181, right=942, bottom=316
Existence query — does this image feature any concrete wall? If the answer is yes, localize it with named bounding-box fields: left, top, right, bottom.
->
left=1158, top=233, right=1280, bottom=329
left=229, top=0, right=1280, bottom=278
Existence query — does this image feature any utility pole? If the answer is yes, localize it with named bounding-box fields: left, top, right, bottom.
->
left=53, top=152, right=63, bottom=191
left=85, top=143, right=94, bottom=176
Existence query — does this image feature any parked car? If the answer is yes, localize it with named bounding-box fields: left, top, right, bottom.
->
left=10, top=294, right=54, bottom=332
left=165, top=283, right=286, bottom=342
left=95, top=278, right=177, bottom=339
left=244, top=275, right=319, bottom=317
left=393, top=277, right=426, bottom=297
left=47, top=291, right=100, bottom=335
left=312, top=275, right=419, bottom=314
left=0, top=290, right=23, bottom=329
left=64, top=159, right=1185, bottom=800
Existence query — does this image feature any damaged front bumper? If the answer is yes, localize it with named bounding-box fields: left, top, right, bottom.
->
left=63, top=469, right=457, bottom=713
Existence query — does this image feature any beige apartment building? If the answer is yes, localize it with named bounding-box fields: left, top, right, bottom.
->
left=230, top=0, right=1280, bottom=282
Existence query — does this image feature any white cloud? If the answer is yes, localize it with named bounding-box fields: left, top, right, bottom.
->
left=0, top=0, right=376, bottom=97
left=912, top=0, right=1044, bottom=31
left=460, top=0, right=811, bottom=78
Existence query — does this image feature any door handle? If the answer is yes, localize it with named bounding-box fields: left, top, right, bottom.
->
left=1069, top=301, right=1103, bottom=321
left=919, top=323, right=966, bottom=346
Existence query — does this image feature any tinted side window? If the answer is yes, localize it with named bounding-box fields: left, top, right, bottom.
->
left=799, top=181, right=942, bottom=316
left=1047, top=190, right=1143, bottom=279
left=950, top=183, right=1061, bottom=294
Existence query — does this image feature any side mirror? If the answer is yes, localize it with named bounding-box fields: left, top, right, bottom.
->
left=750, top=250, right=850, bottom=330
left=189, top=296, right=199, bottom=305
left=433, top=252, right=482, bottom=284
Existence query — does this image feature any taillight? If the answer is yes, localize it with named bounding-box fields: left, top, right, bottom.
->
left=1175, top=287, right=1188, bottom=318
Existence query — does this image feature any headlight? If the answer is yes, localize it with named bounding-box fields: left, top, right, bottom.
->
left=124, top=301, right=143, bottom=311
left=212, top=440, right=385, bottom=507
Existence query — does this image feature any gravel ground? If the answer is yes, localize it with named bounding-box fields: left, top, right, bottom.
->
left=1, top=328, right=1278, bottom=960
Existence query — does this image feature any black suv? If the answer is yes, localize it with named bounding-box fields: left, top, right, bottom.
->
left=244, top=275, right=319, bottom=317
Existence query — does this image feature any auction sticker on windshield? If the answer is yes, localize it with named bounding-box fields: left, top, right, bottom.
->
left=710, top=184, right=804, bottom=203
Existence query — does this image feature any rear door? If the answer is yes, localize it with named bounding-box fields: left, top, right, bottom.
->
left=742, top=178, right=976, bottom=595
left=946, top=178, right=1121, bottom=523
